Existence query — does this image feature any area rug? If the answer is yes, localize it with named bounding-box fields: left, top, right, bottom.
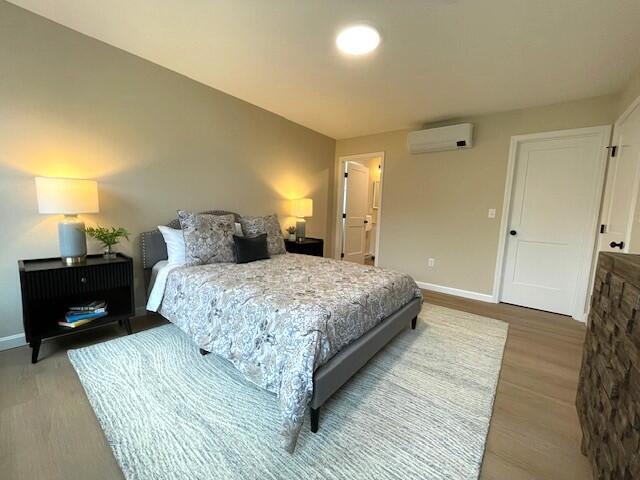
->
left=68, top=303, right=508, bottom=480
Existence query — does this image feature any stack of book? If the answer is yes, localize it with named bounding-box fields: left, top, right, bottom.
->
left=58, top=300, right=108, bottom=328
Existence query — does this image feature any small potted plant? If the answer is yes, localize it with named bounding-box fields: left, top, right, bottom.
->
left=85, top=225, right=130, bottom=260
left=286, top=225, right=296, bottom=241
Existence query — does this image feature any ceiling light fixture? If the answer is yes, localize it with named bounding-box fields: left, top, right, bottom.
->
left=336, top=25, right=380, bottom=55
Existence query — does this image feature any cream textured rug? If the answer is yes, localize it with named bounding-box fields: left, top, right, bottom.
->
left=68, top=303, right=508, bottom=480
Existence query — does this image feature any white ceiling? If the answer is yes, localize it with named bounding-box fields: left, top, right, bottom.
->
left=9, top=0, right=640, bottom=139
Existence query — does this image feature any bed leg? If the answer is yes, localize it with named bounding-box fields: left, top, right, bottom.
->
left=411, top=316, right=417, bottom=330
left=310, top=407, right=320, bottom=433
left=199, top=348, right=210, bottom=356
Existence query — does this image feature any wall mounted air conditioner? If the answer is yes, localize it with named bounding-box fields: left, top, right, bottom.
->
left=407, top=123, right=474, bottom=154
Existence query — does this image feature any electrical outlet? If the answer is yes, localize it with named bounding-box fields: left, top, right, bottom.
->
left=428, top=258, right=435, bottom=267
left=488, top=208, right=496, bottom=219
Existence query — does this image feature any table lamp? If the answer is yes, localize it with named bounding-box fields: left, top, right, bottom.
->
left=35, top=177, right=99, bottom=265
left=291, top=198, right=313, bottom=242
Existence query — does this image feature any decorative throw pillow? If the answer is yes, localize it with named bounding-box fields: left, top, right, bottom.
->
left=240, top=213, right=286, bottom=256
left=177, top=211, right=236, bottom=265
left=157, top=225, right=186, bottom=265
left=233, top=233, right=270, bottom=264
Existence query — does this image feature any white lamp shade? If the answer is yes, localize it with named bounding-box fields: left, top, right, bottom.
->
left=291, top=198, right=313, bottom=218
left=35, top=177, right=99, bottom=215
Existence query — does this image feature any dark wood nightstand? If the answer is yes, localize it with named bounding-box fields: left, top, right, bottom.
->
left=284, top=237, right=324, bottom=257
left=18, top=253, right=135, bottom=363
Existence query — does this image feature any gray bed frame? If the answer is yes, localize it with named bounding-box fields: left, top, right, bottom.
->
left=140, top=211, right=422, bottom=433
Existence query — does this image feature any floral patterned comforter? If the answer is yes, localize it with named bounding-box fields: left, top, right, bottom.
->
left=159, top=253, right=422, bottom=452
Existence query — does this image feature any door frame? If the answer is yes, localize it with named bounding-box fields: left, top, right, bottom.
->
left=334, top=152, right=385, bottom=265
left=491, top=125, right=612, bottom=321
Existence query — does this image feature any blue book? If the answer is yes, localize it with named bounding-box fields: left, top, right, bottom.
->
left=64, top=310, right=108, bottom=322
left=66, top=307, right=106, bottom=317
left=68, top=300, right=107, bottom=312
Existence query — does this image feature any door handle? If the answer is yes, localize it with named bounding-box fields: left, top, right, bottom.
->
left=610, top=241, right=624, bottom=250
left=364, top=220, right=369, bottom=224
left=509, top=230, right=517, bottom=236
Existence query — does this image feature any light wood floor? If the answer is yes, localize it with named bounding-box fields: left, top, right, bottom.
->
left=0, top=292, right=592, bottom=479
left=423, top=292, right=592, bottom=480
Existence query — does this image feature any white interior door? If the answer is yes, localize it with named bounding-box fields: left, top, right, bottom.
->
left=599, top=101, right=640, bottom=253
left=342, top=161, right=369, bottom=263
left=500, top=128, right=609, bottom=317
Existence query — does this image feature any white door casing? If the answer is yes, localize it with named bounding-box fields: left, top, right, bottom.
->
left=342, top=161, right=369, bottom=264
left=496, top=126, right=611, bottom=319
left=599, top=99, right=640, bottom=254
left=334, top=152, right=385, bottom=265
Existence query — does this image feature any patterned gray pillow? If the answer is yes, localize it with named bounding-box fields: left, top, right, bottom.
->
left=240, top=213, right=286, bottom=256
left=177, top=211, right=236, bottom=265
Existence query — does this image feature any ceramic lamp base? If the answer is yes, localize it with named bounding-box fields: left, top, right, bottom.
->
left=296, top=219, right=306, bottom=242
left=58, top=215, right=87, bottom=265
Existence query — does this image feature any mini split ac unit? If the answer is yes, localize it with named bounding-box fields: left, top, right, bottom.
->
left=407, top=123, right=474, bottom=154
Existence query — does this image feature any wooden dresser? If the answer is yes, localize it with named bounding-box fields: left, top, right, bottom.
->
left=577, top=252, right=640, bottom=479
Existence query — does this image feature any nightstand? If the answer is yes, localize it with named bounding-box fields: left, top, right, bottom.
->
left=284, top=237, right=324, bottom=257
left=18, top=253, right=135, bottom=363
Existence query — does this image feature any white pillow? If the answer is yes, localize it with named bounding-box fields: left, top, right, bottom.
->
left=158, top=225, right=186, bottom=265
left=234, top=222, right=243, bottom=237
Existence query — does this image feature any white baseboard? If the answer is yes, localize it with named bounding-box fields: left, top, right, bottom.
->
left=0, top=332, right=26, bottom=352
left=574, top=311, right=588, bottom=323
left=416, top=281, right=496, bottom=303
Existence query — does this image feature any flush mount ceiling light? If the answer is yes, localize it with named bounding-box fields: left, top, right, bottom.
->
left=336, top=25, right=380, bottom=55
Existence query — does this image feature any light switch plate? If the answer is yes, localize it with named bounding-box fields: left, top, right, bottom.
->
left=488, top=208, right=496, bottom=219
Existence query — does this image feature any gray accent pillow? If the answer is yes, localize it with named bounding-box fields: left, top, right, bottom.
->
left=240, top=213, right=286, bottom=256
left=177, top=211, right=236, bottom=265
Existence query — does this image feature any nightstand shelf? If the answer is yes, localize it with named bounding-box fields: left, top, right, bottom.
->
left=18, top=253, right=135, bottom=363
left=39, top=313, right=131, bottom=339
left=284, top=237, right=324, bottom=257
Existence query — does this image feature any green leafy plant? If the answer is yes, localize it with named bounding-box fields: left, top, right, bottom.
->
left=85, top=225, right=130, bottom=254
left=286, top=225, right=296, bottom=234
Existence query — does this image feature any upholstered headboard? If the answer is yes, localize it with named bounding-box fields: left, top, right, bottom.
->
left=140, top=210, right=241, bottom=288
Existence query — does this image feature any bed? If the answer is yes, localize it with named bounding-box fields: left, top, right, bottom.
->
left=141, top=211, right=423, bottom=452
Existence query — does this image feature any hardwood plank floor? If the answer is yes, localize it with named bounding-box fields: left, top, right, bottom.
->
left=0, top=293, right=592, bottom=479
left=422, top=291, right=591, bottom=480
left=0, top=316, right=165, bottom=480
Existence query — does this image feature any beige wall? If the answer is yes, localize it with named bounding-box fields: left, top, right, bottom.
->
left=0, top=2, right=335, bottom=340
left=335, top=95, right=618, bottom=295
left=619, top=65, right=640, bottom=116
